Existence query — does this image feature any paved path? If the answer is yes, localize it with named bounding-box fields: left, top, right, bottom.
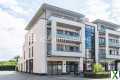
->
left=0, top=71, right=110, bottom=80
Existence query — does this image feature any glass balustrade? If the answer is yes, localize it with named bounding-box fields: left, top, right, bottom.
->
left=56, top=34, right=80, bottom=41
left=99, top=42, right=105, bottom=46
left=109, top=42, right=120, bottom=47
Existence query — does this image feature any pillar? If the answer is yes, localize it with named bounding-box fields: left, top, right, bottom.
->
left=79, top=58, right=83, bottom=72
left=108, top=62, right=111, bottom=71
left=62, top=60, right=66, bottom=73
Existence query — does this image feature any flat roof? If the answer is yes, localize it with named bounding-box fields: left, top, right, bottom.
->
left=93, top=19, right=120, bottom=30
left=25, top=3, right=85, bottom=30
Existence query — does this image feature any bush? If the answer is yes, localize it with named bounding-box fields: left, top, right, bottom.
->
left=84, top=72, right=110, bottom=78
left=93, top=63, right=104, bottom=73
left=84, top=63, right=110, bottom=78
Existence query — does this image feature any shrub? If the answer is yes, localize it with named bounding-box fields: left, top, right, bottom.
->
left=93, top=63, right=104, bottom=73
left=84, top=63, right=110, bottom=78
left=84, top=72, right=110, bottom=78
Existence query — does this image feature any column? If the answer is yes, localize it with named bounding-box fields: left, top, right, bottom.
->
left=108, top=62, right=111, bottom=71
left=106, top=31, right=109, bottom=57
left=79, top=58, right=83, bottom=72
left=51, top=20, right=57, bottom=53
left=81, top=25, right=85, bottom=58
left=62, top=60, right=66, bottom=73
left=95, top=24, right=99, bottom=63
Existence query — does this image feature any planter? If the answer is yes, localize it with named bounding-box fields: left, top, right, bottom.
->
left=84, top=72, right=110, bottom=78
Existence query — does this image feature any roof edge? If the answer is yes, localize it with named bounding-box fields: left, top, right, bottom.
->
left=25, top=3, right=85, bottom=30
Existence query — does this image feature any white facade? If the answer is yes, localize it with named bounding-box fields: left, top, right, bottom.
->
left=93, top=19, right=120, bottom=71
left=18, top=3, right=120, bottom=74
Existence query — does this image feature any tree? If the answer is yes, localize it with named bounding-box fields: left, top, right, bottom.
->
left=14, top=56, right=20, bottom=62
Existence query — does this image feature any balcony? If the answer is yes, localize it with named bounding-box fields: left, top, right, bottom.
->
left=109, top=42, right=120, bottom=48
left=56, top=34, right=80, bottom=41
left=106, top=52, right=120, bottom=59
left=99, top=43, right=105, bottom=46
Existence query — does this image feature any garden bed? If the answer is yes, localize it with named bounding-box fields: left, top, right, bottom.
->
left=84, top=72, right=110, bottom=78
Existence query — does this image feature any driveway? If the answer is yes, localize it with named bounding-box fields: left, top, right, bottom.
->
left=0, top=71, right=110, bottom=80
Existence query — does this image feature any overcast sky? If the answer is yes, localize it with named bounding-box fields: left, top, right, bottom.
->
left=0, top=0, right=120, bottom=61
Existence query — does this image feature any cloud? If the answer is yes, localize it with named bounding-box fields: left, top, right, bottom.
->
left=46, top=0, right=112, bottom=22
left=82, top=0, right=110, bottom=21
left=110, top=0, right=120, bottom=24
left=0, top=0, right=44, bottom=61
left=0, top=0, right=120, bottom=61
left=0, top=0, right=9, bottom=4
left=0, top=7, right=26, bottom=60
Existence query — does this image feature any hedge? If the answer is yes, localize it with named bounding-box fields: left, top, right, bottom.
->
left=84, top=72, right=110, bottom=78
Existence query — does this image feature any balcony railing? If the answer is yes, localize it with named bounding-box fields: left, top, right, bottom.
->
left=109, top=42, right=120, bottom=47
left=99, top=43, right=105, bottom=46
left=57, top=50, right=81, bottom=53
left=56, top=34, right=80, bottom=41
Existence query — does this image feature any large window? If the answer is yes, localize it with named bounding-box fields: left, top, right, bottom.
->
left=57, top=30, right=79, bottom=37
left=99, top=38, right=105, bottom=45
left=109, top=49, right=119, bottom=55
left=47, top=28, right=51, bottom=36
left=85, top=25, right=95, bottom=49
left=98, top=25, right=106, bottom=33
left=31, top=47, right=33, bottom=57
left=57, top=44, right=80, bottom=52
left=57, top=44, right=64, bottom=51
left=85, top=25, right=95, bottom=59
left=99, top=49, right=105, bottom=58
left=47, top=43, right=51, bottom=54
left=57, top=30, right=63, bottom=34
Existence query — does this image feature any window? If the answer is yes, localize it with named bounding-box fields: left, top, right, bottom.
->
left=99, top=38, right=105, bottom=45
left=116, top=50, right=119, bottom=55
left=85, top=25, right=95, bottom=49
left=100, top=25, right=106, bottom=32
left=32, top=47, right=33, bottom=57
left=109, top=50, right=112, bottom=55
left=47, top=21, right=51, bottom=26
left=70, top=46, right=74, bottom=51
left=28, top=36, right=31, bottom=46
left=32, top=33, right=34, bottom=44
left=47, top=43, right=51, bottom=54
left=57, top=44, right=64, bottom=51
left=65, top=45, right=69, bottom=52
left=29, top=48, right=30, bottom=58
left=109, top=49, right=120, bottom=55
left=74, top=32, right=79, bottom=36
left=24, top=50, right=25, bottom=59
left=74, top=46, right=80, bottom=52
left=65, top=31, right=70, bottom=35
left=57, top=44, right=80, bottom=52
left=47, top=28, right=51, bottom=36
left=69, top=32, right=74, bottom=36
left=99, top=49, right=105, bottom=58
left=57, top=30, right=63, bottom=34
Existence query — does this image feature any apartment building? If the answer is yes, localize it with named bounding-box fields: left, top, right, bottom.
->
left=18, top=3, right=120, bottom=75
left=93, top=19, right=120, bottom=71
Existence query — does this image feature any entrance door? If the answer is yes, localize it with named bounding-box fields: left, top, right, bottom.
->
left=66, top=61, right=78, bottom=74
left=115, top=60, right=120, bottom=71
left=29, top=59, right=33, bottom=73
left=117, top=63, right=120, bottom=70
left=47, top=61, right=62, bottom=75
left=26, top=60, right=29, bottom=72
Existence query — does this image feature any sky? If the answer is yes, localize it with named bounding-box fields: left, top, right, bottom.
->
left=0, top=0, right=120, bottom=61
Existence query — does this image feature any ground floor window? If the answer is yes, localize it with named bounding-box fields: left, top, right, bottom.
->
left=66, top=61, right=78, bottom=74
left=47, top=61, right=62, bottom=75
